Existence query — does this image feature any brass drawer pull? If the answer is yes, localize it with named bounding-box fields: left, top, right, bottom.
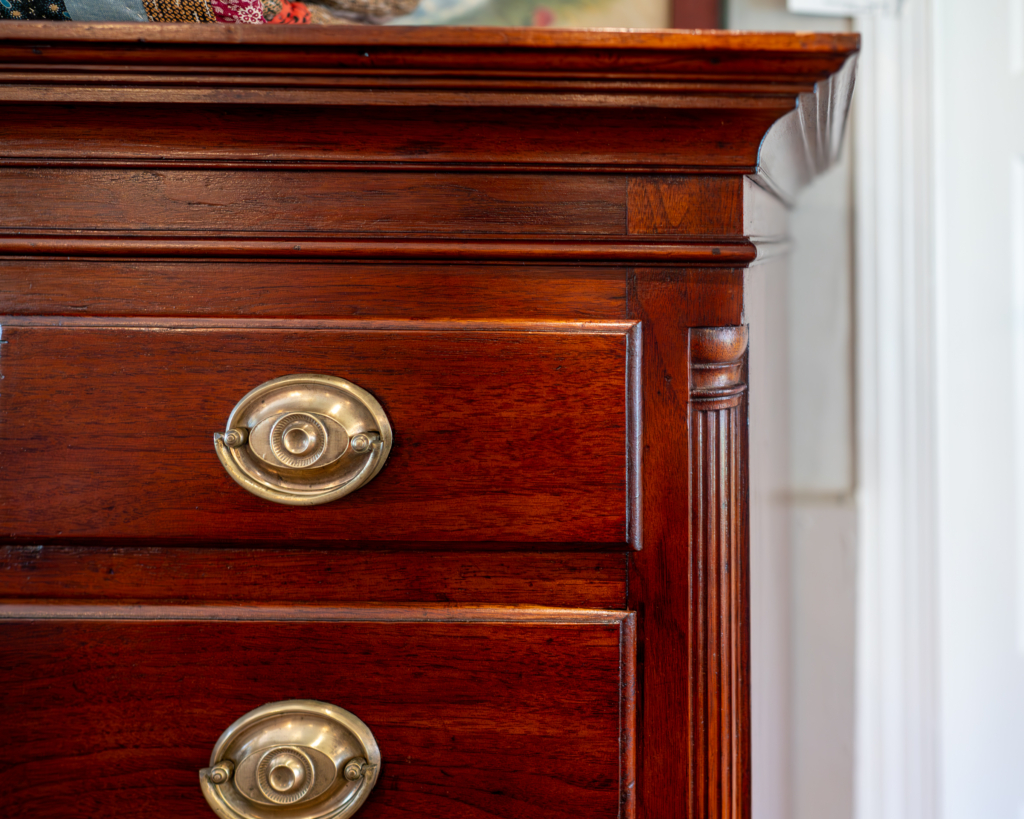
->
left=213, top=374, right=392, bottom=506
left=200, top=699, right=381, bottom=819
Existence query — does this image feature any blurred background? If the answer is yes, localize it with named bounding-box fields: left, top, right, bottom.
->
left=725, top=2, right=1020, bottom=819
left=381, top=0, right=1020, bottom=818
left=259, top=0, right=1017, bottom=811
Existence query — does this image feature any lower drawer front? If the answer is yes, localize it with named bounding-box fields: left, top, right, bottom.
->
left=0, top=608, right=634, bottom=819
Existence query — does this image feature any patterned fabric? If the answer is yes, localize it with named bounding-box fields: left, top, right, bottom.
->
left=63, top=0, right=147, bottom=20
left=140, top=0, right=214, bottom=21
left=210, top=0, right=262, bottom=22
left=262, top=0, right=306, bottom=22
left=0, top=0, right=71, bottom=20
left=305, top=3, right=338, bottom=22
left=0, top=0, right=407, bottom=22
left=321, top=0, right=415, bottom=23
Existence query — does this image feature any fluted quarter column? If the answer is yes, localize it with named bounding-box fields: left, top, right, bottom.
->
left=688, top=325, right=749, bottom=819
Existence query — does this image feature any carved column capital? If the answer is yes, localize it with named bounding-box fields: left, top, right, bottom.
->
left=690, top=326, right=749, bottom=408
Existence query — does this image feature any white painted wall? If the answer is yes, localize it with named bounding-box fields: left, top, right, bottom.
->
left=737, top=2, right=1024, bottom=819
left=725, top=5, right=858, bottom=819
left=850, top=7, right=940, bottom=819
left=935, top=1, right=1024, bottom=817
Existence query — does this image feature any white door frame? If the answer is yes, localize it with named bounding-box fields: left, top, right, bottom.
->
left=852, top=4, right=940, bottom=819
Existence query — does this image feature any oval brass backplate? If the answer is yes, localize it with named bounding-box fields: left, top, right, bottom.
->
left=200, top=700, right=381, bottom=819
left=213, top=374, right=392, bottom=506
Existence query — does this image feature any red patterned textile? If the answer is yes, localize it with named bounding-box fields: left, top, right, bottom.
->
left=267, top=0, right=309, bottom=22
left=209, top=0, right=262, bottom=22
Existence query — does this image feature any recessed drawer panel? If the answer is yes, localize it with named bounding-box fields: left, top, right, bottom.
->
left=0, top=605, right=635, bottom=819
left=0, top=318, right=639, bottom=545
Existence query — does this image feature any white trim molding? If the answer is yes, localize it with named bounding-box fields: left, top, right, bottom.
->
left=789, top=0, right=900, bottom=17
left=852, top=3, right=940, bottom=819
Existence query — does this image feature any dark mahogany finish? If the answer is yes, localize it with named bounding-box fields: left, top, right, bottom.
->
left=0, top=24, right=858, bottom=819
left=0, top=318, right=638, bottom=544
left=672, top=0, right=719, bottom=30
left=0, top=609, right=634, bottom=819
left=0, top=546, right=629, bottom=607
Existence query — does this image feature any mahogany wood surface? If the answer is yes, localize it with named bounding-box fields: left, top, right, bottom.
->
left=0, top=263, right=744, bottom=325
left=0, top=169, right=630, bottom=236
left=686, top=327, right=749, bottom=819
left=626, top=281, right=747, bottom=819
left=0, top=103, right=799, bottom=176
left=0, top=27, right=857, bottom=201
left=0, top=25, right=858, bottom=819
left=0, top=319, right=638, bottom=544
left=0, top=610, right=634, bottom=819
left=0, top=25, right=859, bottom=87
left=0, top=234, right=757, bottom=264
left=0, top=261, right=631, bottom=319
left=0, top=546, right=627, bottom=608
left=628, top=177, right=744, bottom=237
left=672, top=0, right=720, bottom=30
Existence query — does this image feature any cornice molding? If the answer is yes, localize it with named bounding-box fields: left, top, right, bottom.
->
left=0, top=25, right=857, bottom=200
left=756, top=54, right=858, bottom=204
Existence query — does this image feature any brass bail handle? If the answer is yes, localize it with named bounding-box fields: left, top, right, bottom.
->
left=213, top=374, right=393, bottom=506
left=200, top=700, right=381, bottom=819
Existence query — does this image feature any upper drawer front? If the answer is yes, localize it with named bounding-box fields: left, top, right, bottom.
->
left=0, top=318, right=638, bottom=545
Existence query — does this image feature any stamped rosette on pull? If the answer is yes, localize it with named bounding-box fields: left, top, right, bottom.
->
left=213, top=374, right=392, bottom=506
left=200, top=700, right=381, bottom=819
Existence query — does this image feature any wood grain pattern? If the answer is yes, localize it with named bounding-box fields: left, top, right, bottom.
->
left=0, top=27, right=860, bottom=106
left=0, top=23, right=859, bottom=58
left=627, top=177, right=743, bottom=237
left=628, top=270, right=697, bottom=819
left=626, top=274, right=749, bottom=819
left=0, top=546, right=627, bottom=609
left=0, top=610, right=635, bottom=819
left=0, top=261, right=628, bottom=320
left=0, top=26, right=858, bottom=185
left=0, top=320, right=636, bottom=544
left=0, top=170, right=628, bottom=236
left=0, top=603, right=630, bottom=623
left=0, top=233, right=756, bottom=264
left=629, top=268, right=746, bottom=335
left=0, top=104, right=799, bottom=175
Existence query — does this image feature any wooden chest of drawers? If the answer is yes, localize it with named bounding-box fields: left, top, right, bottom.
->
left=0, top=24, right=857, bottom=819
